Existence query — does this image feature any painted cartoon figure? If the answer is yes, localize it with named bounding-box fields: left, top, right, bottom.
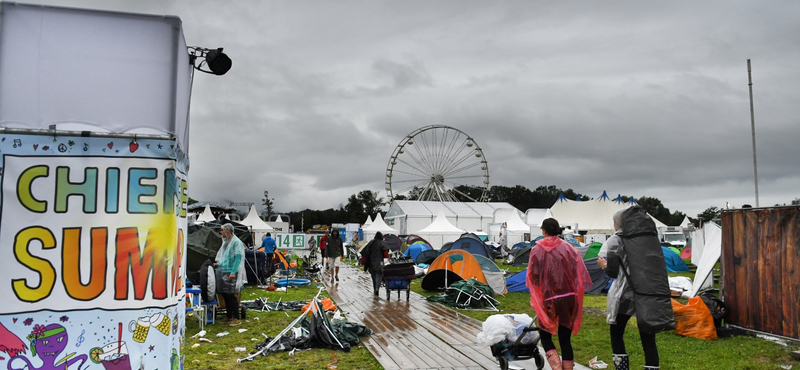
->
left=7, top=323, right=88, bottom=370
left=0, top=322, right=27, bottom=360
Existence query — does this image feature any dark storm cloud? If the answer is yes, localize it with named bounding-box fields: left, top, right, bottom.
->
left=27, top=0, right=800, bottom=217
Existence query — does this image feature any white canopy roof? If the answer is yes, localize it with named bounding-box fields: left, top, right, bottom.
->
left=494, top=208, right=530, bottom=232
left=196, top=204, right=216, bottom=223
left=239, top=205, right=273, bottom=231
left=418, top=210, right=464, bottom=234
left=679, top=216, right=692, bottom=228
left=363, top=213, right=398, bottom=234
left=274, top=215, right=283, bottom=223
left=363, top=215, right=373, bottom=228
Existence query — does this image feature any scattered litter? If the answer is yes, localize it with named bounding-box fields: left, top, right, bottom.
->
left=285, top=312, right=289, bottom=317
left=333, top=310, right=343, bottom=320
left=191, top=330, right=206, bottom=338
left=780, top=365, right=792, bottom=370
left=191, top=343, right=200, bottom=348
left=254, top=317, right=260, bottom=321
left=589, top=356, right=608, bottom=369
left=756, top=334, right=788, bottom=346
left=235, top=347, right=247, bottom=352
left=216, top=331, right=229, bottom=337
left=251, top=338, right=259, bottom=341
left=199, top=338, right=212, bottom=343
left=191, top=360, right=200, bottom=364
left=238, top=328, right=248, bottom=333
left=207, top=352, right=217, bottom=356
left=275, top=287, right=287, bottom=292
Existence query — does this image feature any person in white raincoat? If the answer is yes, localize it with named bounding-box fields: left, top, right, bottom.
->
left=215, top=223, right=246, bottom=326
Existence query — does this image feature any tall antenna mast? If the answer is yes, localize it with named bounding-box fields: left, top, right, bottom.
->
left=747, top=59, right=759, bottom=207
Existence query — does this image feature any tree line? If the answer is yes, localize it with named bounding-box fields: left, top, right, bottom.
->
left=269, top=185, right=710, bottom=233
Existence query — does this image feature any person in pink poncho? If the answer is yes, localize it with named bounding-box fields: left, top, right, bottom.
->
left=527, top=218, right=592, bottom=370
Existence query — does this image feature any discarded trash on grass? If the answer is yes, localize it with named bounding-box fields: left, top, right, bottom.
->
left=191, top=343, right=200, bottom=348
left=199, top=338, right=212, bottom=343
left=238, top=328, right=248, bottom=333
left=207, top=352, right=217, bottom=356
left=216, top=331, right=229, bottom=337
left=589, top=356, right=608, bottom=369
left=235, top=347, right=247, bottom=352
left=192, top=330, right=206, bottom=338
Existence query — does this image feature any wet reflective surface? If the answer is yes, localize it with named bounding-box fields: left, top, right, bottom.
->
left=325, top=265, right=561, bottom=370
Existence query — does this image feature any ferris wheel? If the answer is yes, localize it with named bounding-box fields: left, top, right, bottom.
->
left=385, top=125, right=490, bottom=202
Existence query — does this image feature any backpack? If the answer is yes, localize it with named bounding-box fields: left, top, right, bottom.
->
left=199, top=259, right=217, bottom=303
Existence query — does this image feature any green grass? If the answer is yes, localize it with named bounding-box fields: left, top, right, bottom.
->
left=185, top=264, right=799, bottom=370
left=183, top=284, right=381, bottom=370
left=413, top=272, right=800, bottom=370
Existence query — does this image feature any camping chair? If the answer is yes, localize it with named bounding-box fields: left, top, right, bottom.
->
left=346, top=246, right=359, bottom=263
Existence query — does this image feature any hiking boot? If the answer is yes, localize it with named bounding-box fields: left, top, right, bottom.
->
left=546, top=349, right=562, bottom=370
left=228, top=319, right=241, bottom=327
left=613, top=354, right=629, bottom=370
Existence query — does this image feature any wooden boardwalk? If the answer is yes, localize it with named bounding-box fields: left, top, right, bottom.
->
left=324, top=264, right=590, bottom=370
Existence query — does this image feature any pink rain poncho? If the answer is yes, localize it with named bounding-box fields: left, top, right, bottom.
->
left=526, top=236, right=592, bottom=335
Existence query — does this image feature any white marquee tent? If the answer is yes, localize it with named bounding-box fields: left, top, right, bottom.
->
left=550, top=191, right=667, bottom=234
left=384, top=200, right=517, bottom=235
left=239, top=205, right=274, bottom=242
left=490, top=208, right=531, bottom=246
left=195, top=204, right=217, bottom=223
left=415, top=209, right=466, bottom=249
left=363, top=215, right=373, bottom=228
left=363, top=213, right=398, bottom=241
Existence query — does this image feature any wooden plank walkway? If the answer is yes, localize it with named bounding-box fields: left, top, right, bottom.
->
left=324, top=264, right=590, bottom=370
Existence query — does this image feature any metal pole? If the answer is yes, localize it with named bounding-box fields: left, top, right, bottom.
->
left=747, top=59, right=760, bottom=207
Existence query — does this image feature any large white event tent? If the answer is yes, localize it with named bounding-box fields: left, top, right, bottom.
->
left=195, top=204, right=217, bottom=224
left=362, top=213, right=398, bottom=241
left=384, top=200, right=517, bottom=235
left=525, top=208, right=554, bottom=238
left=363, top=215, right=373, bottom=228
left=239, top=205, right=274, bottom=242
left=491, top=208, right=531, bottom=246
left=550, top=191, right=667, bottom=235
left=415, top=210, right=466, bottom=249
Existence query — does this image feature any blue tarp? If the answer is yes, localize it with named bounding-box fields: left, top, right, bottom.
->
left=505, top=270, right=528, bottom=293
left=662, top=246, right=690, bottom=272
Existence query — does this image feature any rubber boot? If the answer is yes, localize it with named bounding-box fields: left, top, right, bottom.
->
left=613, top=354, right=629, bottom=370
left=546, top=349, right=562, bottom=370
left=562, top=360, right=574, bottom=370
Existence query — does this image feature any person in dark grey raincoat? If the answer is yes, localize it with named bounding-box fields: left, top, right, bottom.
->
left=361, top=232, right=389, bottom=297
left=598, top=206, right=675, bottom=370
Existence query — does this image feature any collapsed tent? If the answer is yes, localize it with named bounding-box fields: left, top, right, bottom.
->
left=662, top=246, right=690, bottom=272
left=421, top=250, right=489, bottom=291
left=427, top=279, right=499, bottom=310
left=383, top=234, right=403, bottom=251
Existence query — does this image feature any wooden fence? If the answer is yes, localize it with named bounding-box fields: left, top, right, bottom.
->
left=721, top=206, right=800, bottom=339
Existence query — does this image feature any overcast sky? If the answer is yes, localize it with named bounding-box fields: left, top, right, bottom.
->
left=32, top=1, right=800, bottom=218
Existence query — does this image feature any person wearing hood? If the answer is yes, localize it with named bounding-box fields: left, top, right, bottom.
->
left=362, top=232, right=390, bottom=297
left=598, top=207, right=675, bottom=370
left=526, top=218, right=592, bottom=370
left=215, top=223, right=246, bottom=327
left=326, top=229, right=344, bottom=283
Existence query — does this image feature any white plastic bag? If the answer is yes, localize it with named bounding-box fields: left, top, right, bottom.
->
left=476, top=314, right=515, bottom=346
left=505, top=314, right=537, bottom=345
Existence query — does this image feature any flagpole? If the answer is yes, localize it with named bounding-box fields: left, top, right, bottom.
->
left=747, top=59, right=760, bottom=207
